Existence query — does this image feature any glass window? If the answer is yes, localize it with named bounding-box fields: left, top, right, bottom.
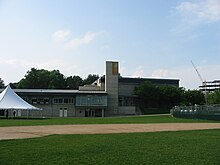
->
left=32, top=98, right=50, bottom=104
left=53, top=98, right=74, bottom=104
left=76, top=95, right=107, bottom=106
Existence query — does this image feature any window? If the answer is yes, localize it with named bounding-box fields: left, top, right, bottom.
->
left=64, top=98, right=68, bottom=104
left=32, top=98, right=37, bottom=104
left=119, top=96, right=135, bottom=106
left=75, top=95, right=107, bottom=106
left=53, top=98, right=75, bottom=104
left=32, top=98, right=50, bottom=104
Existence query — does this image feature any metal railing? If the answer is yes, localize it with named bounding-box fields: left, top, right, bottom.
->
left=170, top=104, right=220, bottom=120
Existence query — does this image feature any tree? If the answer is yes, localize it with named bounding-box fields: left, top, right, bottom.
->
left=12, top=67, right=100, bottom=89
left=134, top=81, right=183, bottom=109
left=207, top=89, right=220, bottom=104
left=158, top=85, right=183, bottom=108
left=48, top=70, right=66, bottom=89
left=82, top=74, right=99, bottom=85
left=183, top=89, right=205, bottom=106
left=0, top=78, right=5, bottom=88
left=134, top=81, right=160, bottom=108
left=134, top=81, right=206, bottom=114
left=16, top=68, right=66, bottom=89
left=66, top=76, right=83, bottom=89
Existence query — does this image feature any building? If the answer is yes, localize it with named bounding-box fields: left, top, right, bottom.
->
left=0, top=61, right=179, bottom=117
left=199, top=80, right=220, bottom=93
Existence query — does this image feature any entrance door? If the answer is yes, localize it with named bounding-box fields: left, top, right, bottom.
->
left=64, top=110, right=68, bottom=117
left=59, top=110, right=63, bottom=117
left=59, top=108, right=68, bottom=117
left=90, top=110, right=95, bottom=117
left=85, top=109, right=95, bottom=117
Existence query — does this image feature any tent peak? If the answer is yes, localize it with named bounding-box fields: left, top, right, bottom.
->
left=0, top=84, right=41, bottom=110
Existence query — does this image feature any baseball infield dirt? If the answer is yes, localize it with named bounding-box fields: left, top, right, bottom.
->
left=0, top=123, right=220, bottom=140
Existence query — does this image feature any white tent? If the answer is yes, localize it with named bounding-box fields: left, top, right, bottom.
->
left=0, top=85, right=41, bottom=117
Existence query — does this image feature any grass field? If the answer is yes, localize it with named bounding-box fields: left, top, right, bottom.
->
left=0, top=115, right=219, bottom=127
left=0, top=129, right=219, bottom=165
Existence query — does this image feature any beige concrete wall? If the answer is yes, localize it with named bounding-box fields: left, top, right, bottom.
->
left=105, top=61, right=119, bottom=116
left=20, top=104, right=76, bottom=117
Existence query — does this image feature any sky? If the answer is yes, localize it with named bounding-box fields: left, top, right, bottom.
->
left=0, top=0, right=220, bottom=89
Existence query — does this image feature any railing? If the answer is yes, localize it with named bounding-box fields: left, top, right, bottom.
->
left=170, top=104, right=220, bottom=120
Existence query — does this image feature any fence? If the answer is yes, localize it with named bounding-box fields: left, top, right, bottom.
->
left=170, top=104, right=220, bottom=120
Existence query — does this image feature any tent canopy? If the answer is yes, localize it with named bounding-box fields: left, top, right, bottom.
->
left=0, top=85, right=41, bottom=110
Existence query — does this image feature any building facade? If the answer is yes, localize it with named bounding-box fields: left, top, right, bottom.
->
left=199, top=80, right=220, bottom=93
left=0, top=61, right=179, bottom=117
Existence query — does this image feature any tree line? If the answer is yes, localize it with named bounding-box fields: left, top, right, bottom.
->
left=0, top=68, right=99, bottom=89
left=134, top=81, right=220, bottom=114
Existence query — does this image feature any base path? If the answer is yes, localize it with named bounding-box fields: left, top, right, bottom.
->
left=0, top=123, right=220, bottom=140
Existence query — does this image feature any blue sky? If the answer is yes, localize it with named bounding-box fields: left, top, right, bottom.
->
left=0, top=0, right=220, bottom=89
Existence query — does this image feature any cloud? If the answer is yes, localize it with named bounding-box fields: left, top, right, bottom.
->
left=151, top=64, right=220, bottom=89
left=151, top=69, right=169, bottom=78
left=131, top=66, right=145, bottom=78
left=176, top=0, right=220, bottom=23
left=52, top=30, right=71, bottom=42
left=67, top=31, right=102, bottom=48
left=52, top=30, right=103, bottom=49
left=0, top=57, right=34, bottom=67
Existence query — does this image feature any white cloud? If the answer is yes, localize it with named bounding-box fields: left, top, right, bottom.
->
left=0, top=58, right=34, bottom=67
left=176, top=0, right=220, bottom=23
left=52, top=30, right=71, bottom=42
left=131, top=66, right=145, bottom=78
left=52, top=30, right=103, bottom=49
left=151, top=64, right=220, bottom=89
left=67, top=31, right=101, bottom=48
left=151, top=69, right=169, bottom=78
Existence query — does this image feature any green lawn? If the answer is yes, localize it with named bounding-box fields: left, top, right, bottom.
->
left=0, top=129, right=219, bottom=165
left=0, top=115, right=219, bottom=127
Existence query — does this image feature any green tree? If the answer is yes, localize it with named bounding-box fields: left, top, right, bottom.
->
left=82, top=74, right=99, bottom=85
left=134, top=81, right=163, bottom=114
left=16, top=68, right=66, bottom=89
left=180, top=89, right=205, bottom=106
left=158, top=86, right=183, bottom=108
left=133, top=81, right=207, bottom=114
left=207, top=89, right=220, bottom=104
left=66, top=76, right=83, bottom=89
left=134, top=81, right=183, bottom=110
left=48, top=70, right=66, bottom=89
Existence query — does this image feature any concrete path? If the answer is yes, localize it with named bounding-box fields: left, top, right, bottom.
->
left=0, top=123, right=220, bottom=140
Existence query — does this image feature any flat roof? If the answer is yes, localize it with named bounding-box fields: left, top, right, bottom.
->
left=119, top=77, right=179, bottom=85
left=0, top=89, right=107, bottom=94
left=100, top=76, right=179, bottom=84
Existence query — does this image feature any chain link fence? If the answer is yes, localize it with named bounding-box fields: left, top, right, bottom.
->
left=170, top=104, right=220, bottom=120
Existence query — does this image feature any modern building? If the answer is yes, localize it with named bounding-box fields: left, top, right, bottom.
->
left=0, top=61, right=179, bottom=117
left=199, top=80, right=220, bottom=93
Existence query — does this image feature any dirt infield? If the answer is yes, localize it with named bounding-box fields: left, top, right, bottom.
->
left=0, top=123, right=220, bottom=140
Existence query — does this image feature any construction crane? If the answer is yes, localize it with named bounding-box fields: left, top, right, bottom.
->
left=191, top=61, right=204, bottom=84
left=191, top=60, right=207, bottom=105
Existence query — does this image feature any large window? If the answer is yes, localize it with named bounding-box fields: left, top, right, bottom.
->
left=76, top=95, right=107, bottom=107
left=119, top=96, right=135, bottom=106
left=53, top=98, right=74, bottom=104
left=32, top=98, right=49, bottom=104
